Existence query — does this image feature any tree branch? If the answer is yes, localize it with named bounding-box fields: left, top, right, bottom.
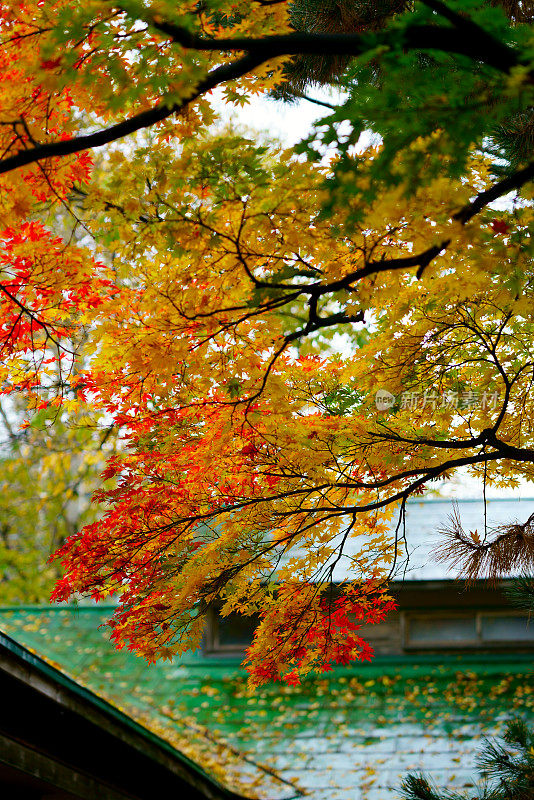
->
left=454, top=161, right=534, bottom=224
left=0, top=10, right=527, bottom=178
left=0, top=51, right=267, bottom=176
left=150, top=23, right=520, bottom=76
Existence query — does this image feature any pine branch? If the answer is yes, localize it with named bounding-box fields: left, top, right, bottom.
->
left=434, top=503, right=534, bottom=580
left=400, top=773, right=443, bottom=800
left=504, top=575, right=534, bottom=613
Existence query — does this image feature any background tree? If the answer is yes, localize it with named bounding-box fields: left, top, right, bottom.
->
left=0, top=398, right=115, bottom=603
left=0, top=182, right=118, bottom=604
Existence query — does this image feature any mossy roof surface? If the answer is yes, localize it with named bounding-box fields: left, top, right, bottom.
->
left=0, top=606, right=532, bottom=800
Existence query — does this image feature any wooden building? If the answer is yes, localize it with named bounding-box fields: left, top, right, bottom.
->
left=205, top=578, right=534, bottom=658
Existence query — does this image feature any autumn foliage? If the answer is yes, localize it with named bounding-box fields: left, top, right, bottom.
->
left=0, top=0, right=534, bottom=684
left=244, top=584, right=397, bottom=685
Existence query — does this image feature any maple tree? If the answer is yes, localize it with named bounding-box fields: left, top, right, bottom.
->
left=1, top=0, right=534, bottom=684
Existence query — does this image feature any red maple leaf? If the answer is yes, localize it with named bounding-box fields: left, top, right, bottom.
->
left=490, top=219, right=510, bottom=235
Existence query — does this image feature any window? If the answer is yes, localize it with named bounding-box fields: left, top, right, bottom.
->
left=480, top=614, right=534, bottom=643
left=204, top=609, right=258, bottom=655
left=408, top=616, right=477, bottom=645
left=405, top=612, right=534, bottom=650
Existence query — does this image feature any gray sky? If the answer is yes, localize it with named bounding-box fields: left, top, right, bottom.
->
left=220, top=87, right=333, bottom=144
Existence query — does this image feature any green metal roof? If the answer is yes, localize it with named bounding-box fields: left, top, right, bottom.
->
left=0, top=606, right=532, bottom=800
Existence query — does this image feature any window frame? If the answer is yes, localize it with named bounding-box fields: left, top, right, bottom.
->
left=403, top=611, right=534, bottom=650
